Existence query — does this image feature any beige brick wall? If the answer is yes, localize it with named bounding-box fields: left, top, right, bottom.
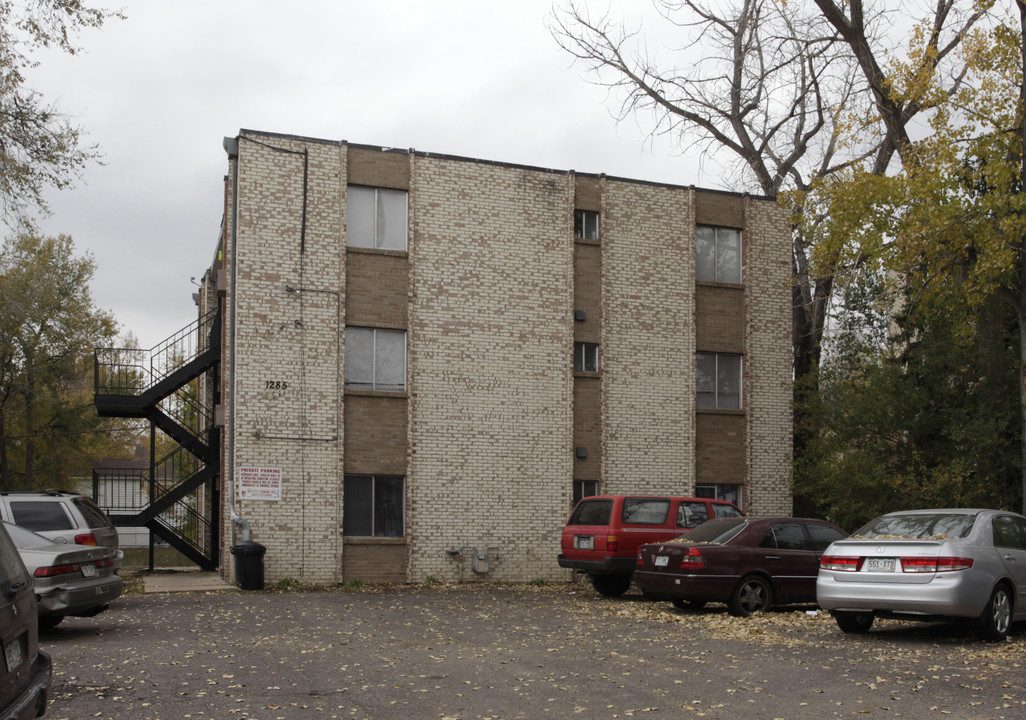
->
left=406, top=156, right=575, bottom=583
left=213, top=132, right=793, bottom=586
left=600, top=181, right=697, bottom=494
left=743, top=196, right=793, bottom=514
left=225, top=133, right=347, bottom=584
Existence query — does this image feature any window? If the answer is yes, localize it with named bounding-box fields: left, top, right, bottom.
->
left=9, top=501, right=73, bottom=531
left=343, top=475, right=404, bottom=537
left=806, top=523, right=847, bottom=551
left=696, top=226, right=741, bottom=283
left=697, top=352, right=741, bottom=409
left=621, top=498, right=670, bottom=525
left=677, top=501, right=710, bottom=529
left=696, top=483, right=743, bottom=509
left=574, top=342, right=599, bottom=373
left=992, top=516, right=1026, bottom=550
left=574, top=210, right=599, bottom=240
left=569, top=497, right=612, bottom=525
left=346, top=186, right=408, bottom=250
left=573, top=480, right=599, bottom=506
left=759, top=523, right=808, bottom=551
left=344, top=327, right=406, bottom=391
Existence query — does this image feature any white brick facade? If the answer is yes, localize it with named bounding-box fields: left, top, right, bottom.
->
left=211, top=130, right=792, bottom=586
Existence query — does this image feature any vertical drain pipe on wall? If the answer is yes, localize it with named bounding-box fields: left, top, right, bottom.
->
left=223, top=135, right=251, bottom=546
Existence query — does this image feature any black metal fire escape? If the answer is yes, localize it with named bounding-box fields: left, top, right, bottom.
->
left=93, top=309, right=222, bottom=570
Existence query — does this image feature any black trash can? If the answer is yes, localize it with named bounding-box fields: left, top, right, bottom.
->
left=231, top=540, right=266, bottom=590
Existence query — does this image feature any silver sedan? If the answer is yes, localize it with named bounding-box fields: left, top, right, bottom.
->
left=816, top=508, right=1026, bottom=641
left=4, top=521, right=124, bottom=630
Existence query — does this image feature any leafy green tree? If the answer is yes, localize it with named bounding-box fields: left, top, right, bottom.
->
left=0, top=0, right=121, bottom=226
left=0, top=233, right=120, bottom=490
left=805, top=3, right=1026, bottom=512
left=798, top=274, right=1021, bottom=529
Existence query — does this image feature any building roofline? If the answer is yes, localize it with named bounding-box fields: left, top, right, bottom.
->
left=233, top=128, right=776, bottom=202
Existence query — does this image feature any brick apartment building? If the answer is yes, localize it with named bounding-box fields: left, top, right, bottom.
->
left=193, top=129, right=792, bottom=586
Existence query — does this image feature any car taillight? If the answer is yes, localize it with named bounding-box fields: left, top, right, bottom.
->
left=606, top=535, right=618, bottom=552
left=95, top=558, right=114, bottom=569
left=75, top=533, right=98, bottom=546
left=901, top=556, right=975, bottom=573
left=820, top=555, right=860, bottom=571
left=679, top=546, right=705, bottom=569
left=35, top=563, right=80, bottom=577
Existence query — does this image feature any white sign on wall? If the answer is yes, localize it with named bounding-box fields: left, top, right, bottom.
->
left=238, top=466, right=283, bottom=501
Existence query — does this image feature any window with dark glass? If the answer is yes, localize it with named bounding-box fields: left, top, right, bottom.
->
left=677, top=501, right=710, bottom=529
left=696, top=226, right=741, bottom=283
left=574, top=210, right=599, bottom=241
left=806, top=523, right=847, bottom=551
left=621, top=498, right=670, bottom=525
left=343, top=475, right=404, bottom=537
left=574, top=342, right=599, bottom=373
left=573, top=480, right=599, bottom=506
left=696, top=483, right=743, bottom=509
left=697, top=352, right=741, bottom=409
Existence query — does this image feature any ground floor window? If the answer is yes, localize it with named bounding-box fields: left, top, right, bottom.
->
left=573, top=480, right=598, bottom=506
left=343, top=475, right=404, bottom=537
left=696, top=483, right=742, bottom=509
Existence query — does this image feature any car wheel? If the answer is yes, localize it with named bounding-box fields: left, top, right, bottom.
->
left=591, top=574, right=631, bottom=597
left=834, top=611, right=874, bottom=634
left=975, top=584, right=1013, bottom=642
left=38, top=615, right=64, bottom=631
left=671, top=598, right=707, bottom=611
left=727, top=575, right=772, bottom=617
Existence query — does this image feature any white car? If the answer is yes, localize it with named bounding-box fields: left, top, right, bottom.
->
left=816, top=508, right=1026, bottom=641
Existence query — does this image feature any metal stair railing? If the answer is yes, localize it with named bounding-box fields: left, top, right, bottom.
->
left=95, top=309, right=219, bottom=398
left=153, top=497, right=212, bottom=557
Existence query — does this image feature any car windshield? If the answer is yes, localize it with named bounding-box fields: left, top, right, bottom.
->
left=3, top=521, right=54, bottom=547
left=678, top=517, right=747, bottom=543
left=853, top=512, right=977, bottom=540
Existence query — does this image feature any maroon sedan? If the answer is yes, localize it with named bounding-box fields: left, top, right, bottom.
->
left=635, top=517, right=847, bottom=616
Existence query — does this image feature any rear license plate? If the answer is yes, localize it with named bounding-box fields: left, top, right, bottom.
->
left=865, top=558, right=897, bottom=572
left=81, top=563, right=97, bottom=578
left=4, top=637, right=23, bottom=673
left=654, top=556, right=669, bottom=567
left=575, top=536, right=594, bottom=550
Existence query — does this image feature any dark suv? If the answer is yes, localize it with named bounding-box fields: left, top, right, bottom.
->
left=1, top=521, right=51, bottom=718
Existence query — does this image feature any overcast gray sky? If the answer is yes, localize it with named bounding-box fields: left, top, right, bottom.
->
left=29, top=0, right=711, bottom=349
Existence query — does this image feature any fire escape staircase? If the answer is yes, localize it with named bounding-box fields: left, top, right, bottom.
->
left=93, top=309, right=221, bottom=570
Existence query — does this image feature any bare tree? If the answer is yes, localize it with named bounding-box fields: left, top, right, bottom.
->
left=550, top=0, right=990, bottom=393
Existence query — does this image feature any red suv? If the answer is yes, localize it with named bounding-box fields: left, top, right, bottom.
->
left=558, top=494, right=744, bottom=596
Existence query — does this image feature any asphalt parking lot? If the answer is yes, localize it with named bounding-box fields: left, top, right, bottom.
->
left=40, top=582, right=1026, bottom=720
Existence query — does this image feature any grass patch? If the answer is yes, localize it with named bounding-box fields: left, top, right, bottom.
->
left=120, top=572, right=146, bottom=596
left=120, top=546, right=198, bottom=570
left=274, top=577, right=302, bottom=591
